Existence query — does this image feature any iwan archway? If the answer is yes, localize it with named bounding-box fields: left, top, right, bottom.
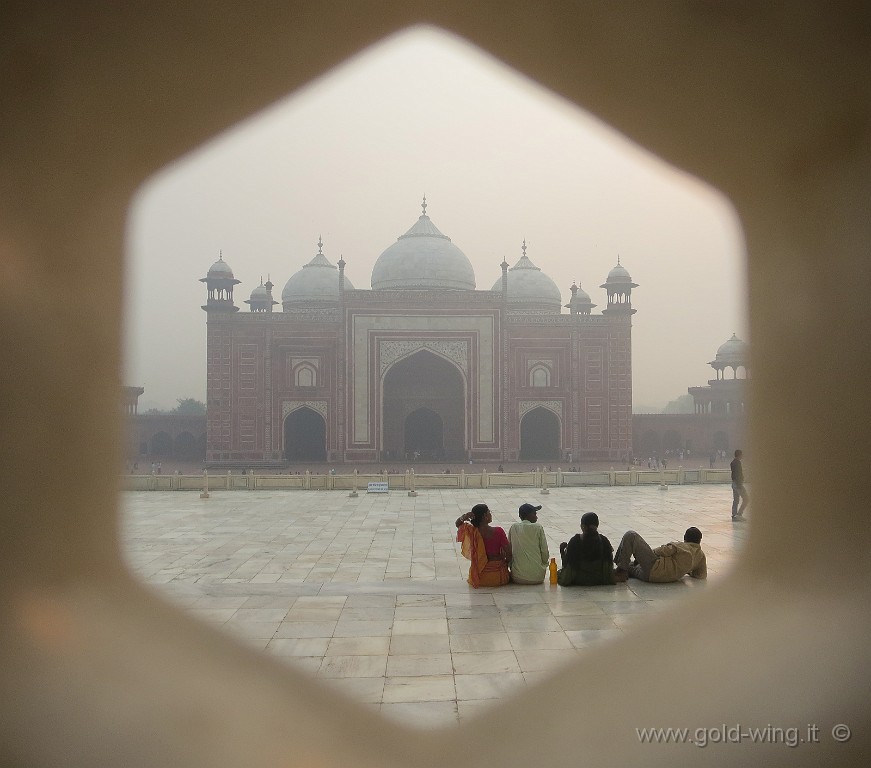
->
left=382, top=350, right=465, bottom=461
left=283, top=407, right=327, bottom=462
left=519, top=406, right=560, bottom=461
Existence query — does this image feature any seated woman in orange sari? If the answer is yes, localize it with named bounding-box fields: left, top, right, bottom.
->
left=455, top=503, right=511, bottom=588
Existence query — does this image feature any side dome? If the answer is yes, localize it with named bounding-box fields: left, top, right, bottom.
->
left=713, top=333, right=748, bottom=365
left=371, top=198, right=475, bottom=290
left=206, top=254, right=236, bottom=280
left=281, top=239, right=355, bottom=307
left=491, top=242, right=562, bottom=311
left=606, top=262, right=633, bottom=283
left=249, top=284, right=268, bottom=301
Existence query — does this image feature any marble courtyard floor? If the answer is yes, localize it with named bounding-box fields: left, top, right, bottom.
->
left=121, top=486, right=748, bottom=728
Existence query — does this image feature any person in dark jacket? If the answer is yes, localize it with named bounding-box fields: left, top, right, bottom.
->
left=730, top=449, right=749, bottom=521
left=558, top=512, right=627, bottom=586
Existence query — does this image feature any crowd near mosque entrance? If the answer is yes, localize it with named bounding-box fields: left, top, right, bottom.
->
left=382, top=350, right=465, bottom=461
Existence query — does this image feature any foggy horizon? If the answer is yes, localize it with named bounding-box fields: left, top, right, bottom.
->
left=124, top=27, right=748, bottom=413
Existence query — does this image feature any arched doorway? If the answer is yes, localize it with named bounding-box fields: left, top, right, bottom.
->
left=638, top=430, right=660, bottom=457
left=284, top=407, right=327, bottom=461
left=151, top=432, right=172, bottom=457
left=519, top=407, right=560, bottom=460
left=174, top=431, right=198, bottom=459
left=382, top=350, right=464, bottom=461
left=404, top=408, right=444, bottom=459
left=663, top=430, right=682, bottom=452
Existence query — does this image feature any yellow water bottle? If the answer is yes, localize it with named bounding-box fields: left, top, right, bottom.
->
left=549, top=557, right=558, bottom=584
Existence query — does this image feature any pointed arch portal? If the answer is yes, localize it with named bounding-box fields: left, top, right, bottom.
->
left=519, top=407, right=560, bottom=460
left=284, top=407, right=326, bottom=462
left=382, top=350, right=464, bottom=460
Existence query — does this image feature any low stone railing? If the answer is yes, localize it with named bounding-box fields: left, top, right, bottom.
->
left=121, top=467, right=732, bottom=492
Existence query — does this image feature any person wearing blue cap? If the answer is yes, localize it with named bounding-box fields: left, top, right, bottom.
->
left=508, top=503, right=550, bottom=584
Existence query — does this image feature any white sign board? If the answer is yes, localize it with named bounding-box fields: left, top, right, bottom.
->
left=367, top=481, right=389, bottom=494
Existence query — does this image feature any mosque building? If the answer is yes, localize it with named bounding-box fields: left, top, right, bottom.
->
left=199, top=200, right=637, bottom=466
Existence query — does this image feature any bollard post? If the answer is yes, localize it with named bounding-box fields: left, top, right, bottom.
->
left=200, top=469, right=210, bottom=499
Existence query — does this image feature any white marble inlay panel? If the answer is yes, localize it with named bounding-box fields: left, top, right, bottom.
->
left=282, top=400, right=328, bottom=421
left=518, top=400, right=562, bottom=421
left=379, top=340, right=469, bottom=378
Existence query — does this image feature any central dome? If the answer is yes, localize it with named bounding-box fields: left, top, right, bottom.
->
left=371, top=198, right=476, bottom=290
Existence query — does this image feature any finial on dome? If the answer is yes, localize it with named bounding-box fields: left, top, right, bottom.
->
left=219, top=250, right=223, bottom=261
left=617, top=254, right=621, bottom=264
left=421, top=195, right=427, bottom=217
left=522, top=239, right=527, bottom=257
left=317, top=236, right=323, bottom=255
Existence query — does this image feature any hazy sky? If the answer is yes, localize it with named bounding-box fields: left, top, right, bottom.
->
left=124, top=27, right=748, bottom=412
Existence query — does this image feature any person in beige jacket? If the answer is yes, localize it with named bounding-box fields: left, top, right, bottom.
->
left=614, top=527, right=707, bottom=582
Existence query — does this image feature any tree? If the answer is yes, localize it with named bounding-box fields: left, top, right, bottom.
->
left=662, top=394, right=694, bottom=414
left=172, top=398, right=206, bottom=415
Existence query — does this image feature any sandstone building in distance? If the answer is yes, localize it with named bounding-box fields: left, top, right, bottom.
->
left=200, top=200, right=637, bottom=467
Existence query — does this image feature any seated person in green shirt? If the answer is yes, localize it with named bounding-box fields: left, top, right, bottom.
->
left=508, top=503, right=550, bottom=584
left=558, top=512, right=628, bottom=586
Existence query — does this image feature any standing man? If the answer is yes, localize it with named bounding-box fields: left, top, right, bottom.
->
left=731, top=449, right=749, bottom=521
left=508, top=503, right=550, bottom=584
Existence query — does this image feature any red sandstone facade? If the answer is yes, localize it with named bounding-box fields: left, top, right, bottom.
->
left=201, top=206, right=637, bottom=466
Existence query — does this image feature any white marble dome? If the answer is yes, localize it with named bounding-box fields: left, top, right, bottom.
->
left=370, top=199, right=475, bottom=291
left=605, top=261, right=633, bottom=284
left=248, top=283, right=269, bottom=301
left=491, top=244, right=562, bottom=310
left=282, top=241, right=354, bottom=305
left=714, top=333, right=748, bottom=365
left=206, top=255, right=236, bottom=280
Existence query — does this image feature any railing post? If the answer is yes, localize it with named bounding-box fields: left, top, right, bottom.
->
left=408, top=468, right=417, bottom=497
left=200, top=469, right=210, bottom=499
left=349, top=468, right=359, bottom=497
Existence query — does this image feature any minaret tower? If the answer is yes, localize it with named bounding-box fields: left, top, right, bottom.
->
left=600, top=256, right=638, bottom=315
left=200, top=252, right=241, bottom=313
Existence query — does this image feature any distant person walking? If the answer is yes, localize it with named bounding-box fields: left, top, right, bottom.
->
left=730, top=449, right=749, bottom=521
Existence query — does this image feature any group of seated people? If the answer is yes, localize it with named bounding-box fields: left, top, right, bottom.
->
left=455, top=503, right=707, bottom=588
